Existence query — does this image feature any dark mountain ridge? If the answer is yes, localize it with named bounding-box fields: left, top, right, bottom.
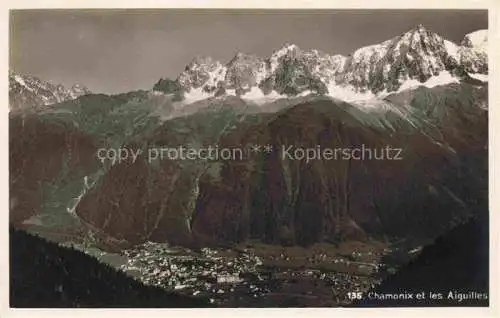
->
left=353, top=215, right=489, bottom=307
left=50, top=82, right=487, bottom=247
left=8, top=25, right=488, bottom=253
left=10, top=226, right=213, bottom=307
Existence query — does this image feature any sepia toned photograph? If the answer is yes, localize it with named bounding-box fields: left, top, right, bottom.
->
left=8, top=9, right=489, bottom=308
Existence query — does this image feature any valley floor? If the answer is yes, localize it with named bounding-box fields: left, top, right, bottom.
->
left=13, top=216, right=489, bottom=307
left=67, top=238, right=393, bottom=307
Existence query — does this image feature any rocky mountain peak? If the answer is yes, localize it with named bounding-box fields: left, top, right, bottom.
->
left=415, top=23, right=426, bottom=30
left=225, top=52, right=267, bottom=92
left=71, top=84, right=92, bottom=97
left=228, top=52, right=262, bottom=65
left=272, top=43, right=300, bottom=56
left=459, top=29, right=488, bottom=74
left=164, top=25, right=487, bottom=104
left=403, top=23, right=441, bottom=47
left=9, top=72, right=91, bottom=110
left=341, top=25, right=462, bottom=93
left=178, top=56, right=226, bottom=90
left=461, top=29, right=487, bottom=49
left=186, top=55, right=219, bottom=68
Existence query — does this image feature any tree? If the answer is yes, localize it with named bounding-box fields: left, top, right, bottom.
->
left=153, top=78, right=181, bottom=94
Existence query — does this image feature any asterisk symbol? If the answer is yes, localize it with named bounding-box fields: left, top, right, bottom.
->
left=250, top=144, right=261, bottom=153
left=263, top=145, right=273, bottom=153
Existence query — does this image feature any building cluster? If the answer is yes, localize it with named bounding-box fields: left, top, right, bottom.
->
left=117, top=241, right=389, bottom=305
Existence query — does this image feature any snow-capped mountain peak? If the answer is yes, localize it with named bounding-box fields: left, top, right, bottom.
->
left=70, top=84, right=92, bottom=98
left=156, top=25, right=488, bottom=105
left=341, top=24, right=463, bottom=94
left=462, top=29, right=488, bottom=49
left=272, top=43, right=300, bottom=56
left=459, top=29, right=488, bottom=74
left=414, top=23, right=426, bottom=31
left=268, top=43, right=301, bottom=73
left=9, top=72, right=91, bottom=110
left=225, top=52, right=267, bottom=92
left=177, top=56, right=227, bottom=92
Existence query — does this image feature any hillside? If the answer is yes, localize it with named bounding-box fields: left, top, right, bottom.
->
left=354, top=216, right=489, bottom=307
left=10, top=227, right=213, bottom=307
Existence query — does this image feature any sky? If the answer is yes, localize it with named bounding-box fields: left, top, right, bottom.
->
left=10, top=9, right=488, bottom=94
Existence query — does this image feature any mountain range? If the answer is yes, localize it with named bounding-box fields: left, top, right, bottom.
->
left=9, top=72, right=91, bottom=111
left=10, top=26, right=487, bottom=112
left=9, top=25, right=488, bottom=252
left=153, top=25, right=487, bottom=104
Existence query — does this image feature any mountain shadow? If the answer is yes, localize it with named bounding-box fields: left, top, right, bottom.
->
left=351, top=215, right=489, bottom=307
left=10, top=226, right=213, bottom=308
